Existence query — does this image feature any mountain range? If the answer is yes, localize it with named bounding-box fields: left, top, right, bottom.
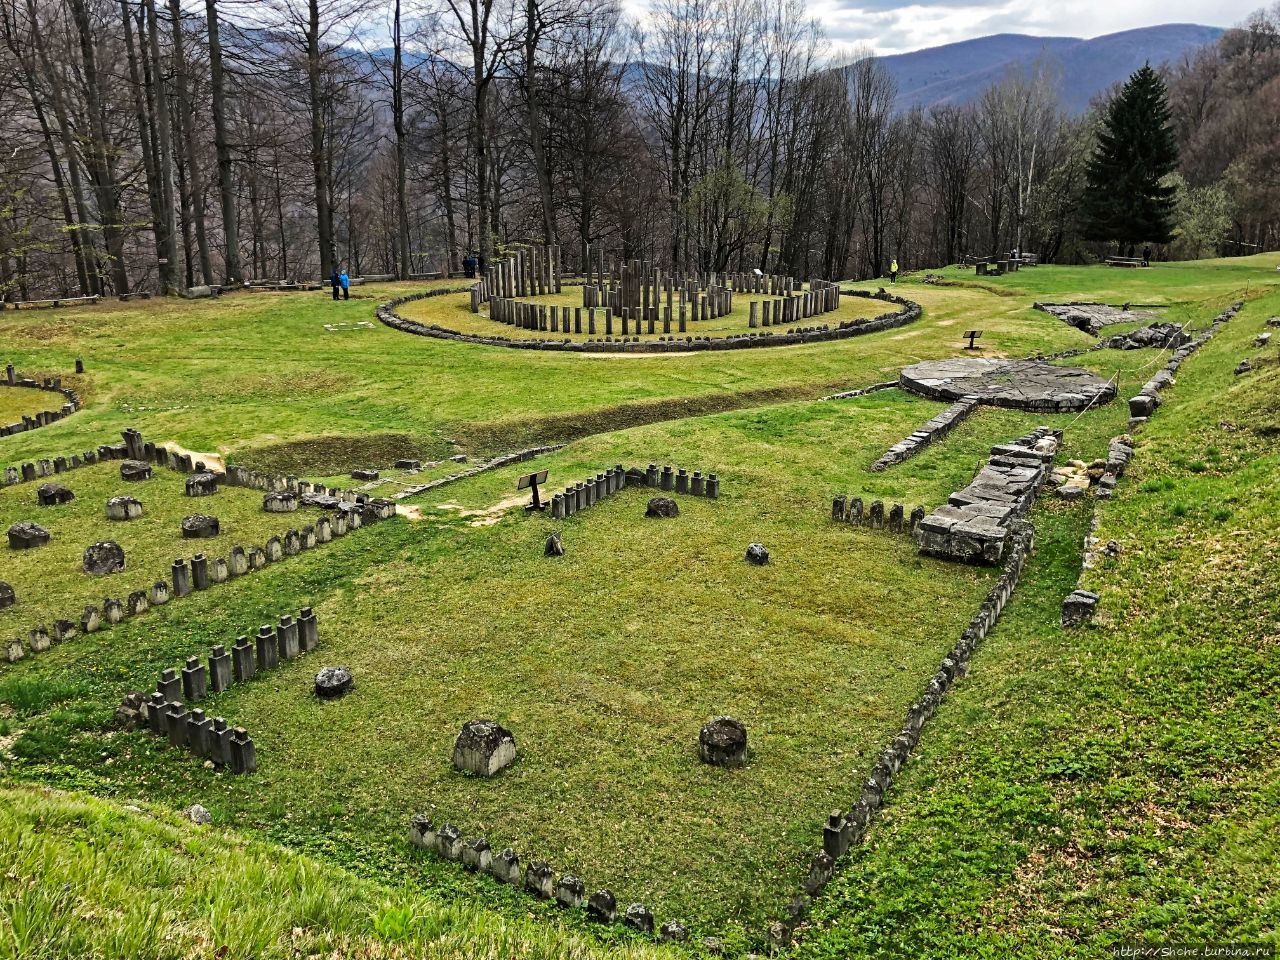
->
left=880, top=24, right=1225, bottom=114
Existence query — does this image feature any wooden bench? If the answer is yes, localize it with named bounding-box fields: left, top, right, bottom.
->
left=1105, top=257, right=1147, bottom=268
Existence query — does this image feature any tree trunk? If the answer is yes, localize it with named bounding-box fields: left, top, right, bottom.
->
left=142, top=0, right=181, bottom=292
left=206, top=0, right=241, bottom=284
left=67, top=0, right=130, bottom=294
left=121, top=0, right=177, bottom=293
left=309, top=0, right=334, bottom=279
left=167, top=0, right=211, bottom=284
left=523, top=0, right=556, bottom=245
left=7, top=0, right=94, bottom=297
left=392, top=0, right=411, bottom=278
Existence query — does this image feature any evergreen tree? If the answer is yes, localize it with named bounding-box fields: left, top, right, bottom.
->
left=1081, top=64, right=1180, bottom=250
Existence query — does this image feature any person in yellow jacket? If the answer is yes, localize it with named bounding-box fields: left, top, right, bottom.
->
left=890, top=258, right=899, bottom=282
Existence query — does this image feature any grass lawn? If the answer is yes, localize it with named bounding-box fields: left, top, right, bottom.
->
left=0, top=385, right=63, bottom=423
left=394, top=287, right=891, bottom=341
left=0, top=256, right=1277, bottom=956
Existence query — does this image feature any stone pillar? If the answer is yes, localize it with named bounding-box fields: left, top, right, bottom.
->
left=278, top=614, right=300, bottom=660
left=157, top=668, right=181, bottom=701
left=706, top=473, right=719, bottom=498
left=256, top=625, right=278, bottom=671
left=869, top=500, right=884, bottom=529
left=171, top=558, right=191, bottom=597
left=209, top=645, right=232, bottom=692
left=147, top=693, right=167, bottom=735
left=181, top=657, right=207, bottom=701
left=646, top=464, right=659, bottom=487
left=232, top=637, right=255, bottom=682
left=188, top=709, right=212, bottom=758
left=691, top=471, right=705, bottom=496
left=299, top=607, right=319, bottom=652
left=660, top=465, right=674, bottom=491
left=848, top=497, right=863, bottom=525
left=832, top=496, right=847, bottom=521
left=888, top=503, right=904, bottom=532
left=675, top=468, right=689, bottom=494
left=191, top=554, right=210, bottom=590
left=229, top=728, right=257, bottom=774
left=165, top=702, right=188, bottom=748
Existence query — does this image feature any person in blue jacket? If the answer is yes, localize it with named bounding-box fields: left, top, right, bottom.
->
left=339, top=268, right=350, bottom=300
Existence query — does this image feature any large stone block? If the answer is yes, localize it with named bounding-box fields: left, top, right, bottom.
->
left=263, top=492, right=297, bottom=513
left=1061, top=589, right=1099, bottom=628
left=106, top=496, right=144, bottom=521
left=699, top=716, right=748, bottom=767
left=181, top=514, right=220, bottom=538
left=36, top=482, right=74, bottom=506
left=120, top=460, right=152, bottom=481
left=451, top=719, right=517, bottom=776
left=83, top=541, right=126, bottom=575
left=185, top=472, right=219, bottom=496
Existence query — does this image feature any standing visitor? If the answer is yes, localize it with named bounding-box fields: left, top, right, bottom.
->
left=1142, top=246, right=1151, bottom=267
left=339, top=268, right=350, bottom=301
left=330, top=269, right=340, bottom=301
left=890, top=258, right=899, bottom=282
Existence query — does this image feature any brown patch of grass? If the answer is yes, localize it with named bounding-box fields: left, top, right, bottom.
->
left=234, top=432, right=435, bottom=475
left=454, top=380, right=854, bottom=457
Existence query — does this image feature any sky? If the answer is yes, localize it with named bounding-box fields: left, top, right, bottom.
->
left=622, top=0, right=1264, bottom=56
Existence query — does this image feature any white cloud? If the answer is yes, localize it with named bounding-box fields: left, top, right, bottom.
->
left=623, top=0, right=1263, bottom=56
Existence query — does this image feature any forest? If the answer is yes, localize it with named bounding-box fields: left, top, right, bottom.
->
left=1, top=0, right=1278, bottom=299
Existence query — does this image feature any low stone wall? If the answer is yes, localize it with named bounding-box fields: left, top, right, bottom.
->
left=1127, top=302, right=1240, bottom=422
left=394, top=445, right=564, bottom=500
left=820, top=381, right=897, bottom=401
left=116, top=607, right=320, bottom=773
left=546, top=463, right=720, bottom=519
left=780, top=522, right=1036, bottom=946
left=915, top=428, right=1060, bottom=565
left=868, top=396, right=979, bottom=471
left=408, top=815, right=686, bottom=943
left=376, top=288, right=922, bottom=354
left=1, top=363, right=81, bottom=438
left=831, top=496, right=925, bottom=534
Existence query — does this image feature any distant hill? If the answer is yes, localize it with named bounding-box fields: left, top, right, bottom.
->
left=880, top=24, right=1225, bottom=114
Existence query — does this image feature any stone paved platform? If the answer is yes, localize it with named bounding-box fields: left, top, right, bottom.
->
left=899, top=358, right=1115, bottom=412
left=1035, top=302, right=1162, bottom=335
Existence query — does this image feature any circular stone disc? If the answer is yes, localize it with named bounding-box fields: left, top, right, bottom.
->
left=899, top=358, right=1115, bottom=412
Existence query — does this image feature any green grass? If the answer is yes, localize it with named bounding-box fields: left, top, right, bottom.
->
left=0, top=784, right=672, bottom=960
left=0, top=460, right=334, bottom=637
left=0, top=385, right=63, bottom=423
left=396, top=287, right=890, bottom=341
left=0, top=256, right=1277, bottom=956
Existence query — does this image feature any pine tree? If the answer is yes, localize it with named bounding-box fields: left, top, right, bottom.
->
left=1080, top=64, right=1180, bottom=250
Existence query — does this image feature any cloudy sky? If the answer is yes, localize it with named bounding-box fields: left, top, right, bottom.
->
left=627, top=0, right=1263, bottom=56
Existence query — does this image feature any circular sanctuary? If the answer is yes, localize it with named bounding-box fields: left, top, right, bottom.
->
left=899, top=357, right=1116, bottom=412
left=378, top=242, right=922, bottom=353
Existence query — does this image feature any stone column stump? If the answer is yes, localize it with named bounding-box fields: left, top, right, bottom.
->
left=452, top=719, right=517, bottom=776
left=699, top=716, right=749, bottom=767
